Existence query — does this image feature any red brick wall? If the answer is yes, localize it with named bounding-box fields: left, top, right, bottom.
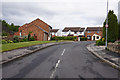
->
left=85, top=31, right=103, bottom=40
left=14, top=18, right=51, bottom=41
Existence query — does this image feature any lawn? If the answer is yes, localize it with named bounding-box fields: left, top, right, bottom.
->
left=1, top=41, right=58, bottom=52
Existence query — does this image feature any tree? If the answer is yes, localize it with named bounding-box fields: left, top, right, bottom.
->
left=2, top=20, right=20, bottom=32
left=28, top=31, right=32, bottom=41
left=119, top=22, right=120, bottom=40
left=103, top=10, right=118, bottom=42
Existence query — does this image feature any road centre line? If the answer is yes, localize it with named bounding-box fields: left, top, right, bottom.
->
left=50, top=49, right=66, bottom=79
left=61, top=49, right=66, bottom=56
left=50, top=59, right=61, bottom=78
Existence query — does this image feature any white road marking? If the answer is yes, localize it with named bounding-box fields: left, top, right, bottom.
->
left=50, top=59, right=61, bottom=78
left=55, top=60, right=60, bottom=68
left=61, top=49, right=66, bottom=56
left=50, top=49, right=66, bottom=79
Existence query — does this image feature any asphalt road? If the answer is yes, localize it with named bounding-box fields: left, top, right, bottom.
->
left=2, top=41, right=120, bottom=78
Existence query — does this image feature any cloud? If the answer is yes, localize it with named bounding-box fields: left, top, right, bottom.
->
left=1, top=0, right=119, bottom=30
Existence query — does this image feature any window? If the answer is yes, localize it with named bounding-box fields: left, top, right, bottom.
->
left=97, top=36, right=99, bottom=39
left=88, top=31, right=91, bottom=33
left=74, top=32, right=77, bottom=34
left=20, top=32, right=22, bottom=37
left=87, top=36, right=91, bottom=40
left=97, top=31, right=99, bottom=33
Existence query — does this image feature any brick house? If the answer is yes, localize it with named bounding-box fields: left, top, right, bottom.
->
left=62, top=27, right=85, bottom=41
left=14, top=18, right=52, bottom=41
left=50, top=29, right=59, bottom=38
left=85, top=27, right=103, bottom=41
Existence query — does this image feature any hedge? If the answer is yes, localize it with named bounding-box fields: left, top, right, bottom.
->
left=80, top=37, right=87, bottom=41
left=51, top=36, right=77, bottom=41
left=96, top=40, right=105, bottom=46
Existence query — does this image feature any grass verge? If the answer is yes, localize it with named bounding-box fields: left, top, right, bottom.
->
left=1, top=40, right=61, bottom=52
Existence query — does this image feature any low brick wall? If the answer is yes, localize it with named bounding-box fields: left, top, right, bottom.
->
left=107, top=42, right=120, bottom=54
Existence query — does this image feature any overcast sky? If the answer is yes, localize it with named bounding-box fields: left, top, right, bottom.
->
left=1, top=0, right=120, bottom=30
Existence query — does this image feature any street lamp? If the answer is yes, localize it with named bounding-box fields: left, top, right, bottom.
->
left=106, top=0, right=108, bottom=49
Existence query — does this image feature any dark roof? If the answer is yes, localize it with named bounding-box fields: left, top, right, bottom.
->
left=62, top=27, right=81, bottom=32
left=62, top=27, right=85, bottom=32
left=86, top=27, right=102, bottom=31
left=50, top=29, right=59, bottom=32
left=80, top=28, right=85, bottom=32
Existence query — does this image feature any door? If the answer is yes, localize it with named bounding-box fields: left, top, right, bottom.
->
left=93, top=36, right=95, bottom=40
left=44, top=33, right=48, bottom=41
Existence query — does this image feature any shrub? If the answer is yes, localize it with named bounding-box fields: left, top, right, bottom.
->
left=96, top=40, right=105, bottom=46
left=13, top=36, right=19, bottom=42
left=30, top=36, right=35, bottom=41
left=28, top=31, right=32, bottom=41
left=8, top=40, right=13, bottom=43
left=2, top=31, right=8, bottom=36
left=23, top=37, right=28, bottom=42
left=102, top=38, right=105, bottom=42
left=80, top=37, right=87, bottom=41
left=52, top=36, right=77, bottom=41
left=2, top=40, right=8, bottom=44
left=13, top=40, right=19, bottom=43
left=20, top=39, right=24, bottom=42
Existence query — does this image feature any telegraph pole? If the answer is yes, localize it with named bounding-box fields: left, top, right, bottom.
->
left=106, top=0, right=108, bottom=49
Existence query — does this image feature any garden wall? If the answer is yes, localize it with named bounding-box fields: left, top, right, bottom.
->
left=107, top=42, right=120, bottom=54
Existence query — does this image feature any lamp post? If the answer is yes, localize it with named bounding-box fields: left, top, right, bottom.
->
left=106, top=0, right=108, bottom=49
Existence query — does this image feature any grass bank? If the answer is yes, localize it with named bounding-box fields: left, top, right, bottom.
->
left=1, top=40, right=66, bottom=52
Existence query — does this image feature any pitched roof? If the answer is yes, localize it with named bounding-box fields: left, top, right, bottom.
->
left=86, top=27, right=102, bottom=31
left=19, top=18, right=51, bottom=33
left=80, top=28, right=85, bottom=32
left=62, top=27, right=81, bottom=32
left=50, top=29, right=59, bottom=32
left=62, top=27, right=85, bottom=32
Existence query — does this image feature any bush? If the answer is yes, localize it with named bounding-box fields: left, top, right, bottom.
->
left=13, top=40, right=19, bottom=43
left=51, top=36, right=77, bottom=41
left=30, top=36, right=35, bottom=41
left=102, top=38, right=105, bottom=42
left=96, top=40, right=105, bottom=46
left=80, top=37, right=87, bottom=41
left=2, top=40, right=8, bottom=44
left=20, top=39, right=24, bottom=42
left=8, top=40, right=13, bottom=43
left=13, top=36, right=19, bottom=42
left=23, top=37, right=28, bottom=42
left=2, top=31, right=8, bottom=36
left=28, top=31, right=32, bottom=41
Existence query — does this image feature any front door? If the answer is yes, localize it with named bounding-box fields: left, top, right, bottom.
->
left=93, top=36, right=95, bottom=40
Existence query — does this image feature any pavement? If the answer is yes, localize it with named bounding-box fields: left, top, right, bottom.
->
left=0, top=41, right=73, bottom=64
left=2, top=41, right=120, bottom=79
left=87, top=43, right=120, bottom=71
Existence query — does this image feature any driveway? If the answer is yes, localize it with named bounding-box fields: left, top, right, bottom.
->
left=2, top=41, right=120, bottom=78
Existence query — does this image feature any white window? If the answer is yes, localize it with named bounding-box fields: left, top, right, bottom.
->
left=20, top=32, right=22, bottom=37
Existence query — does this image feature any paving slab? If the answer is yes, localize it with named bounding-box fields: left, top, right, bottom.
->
left=87, top=43, right=120, bottom=70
